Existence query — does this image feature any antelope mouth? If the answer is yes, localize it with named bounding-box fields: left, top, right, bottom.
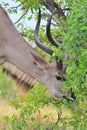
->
left=2, top=61, right=38, bottom=92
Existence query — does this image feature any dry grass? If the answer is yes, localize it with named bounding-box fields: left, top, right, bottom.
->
left=32, top=105, right=72, bottom=125
left=0, top=99, right=18, bottom=130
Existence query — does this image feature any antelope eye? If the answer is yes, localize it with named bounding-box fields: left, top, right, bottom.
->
left=56, top=75, right=62, bottom=80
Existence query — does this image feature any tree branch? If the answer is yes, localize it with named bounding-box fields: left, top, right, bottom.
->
left=41, top=0, right=66, bottom=20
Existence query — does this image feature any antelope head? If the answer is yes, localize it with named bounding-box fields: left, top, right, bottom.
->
left=0, top=6, right=70, bottom=99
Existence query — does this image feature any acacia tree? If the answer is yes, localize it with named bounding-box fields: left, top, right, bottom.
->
left=1, top=0, right=87, bottom=129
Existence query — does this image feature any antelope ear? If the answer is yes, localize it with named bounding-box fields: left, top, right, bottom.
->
left=31, top=51, right=48, bottom=67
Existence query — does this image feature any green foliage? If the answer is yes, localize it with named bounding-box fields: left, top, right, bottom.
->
left=15, top=0, right=41, bottom=12
left=61, top=0, right=87, bottom=129
left=0, top=67, right=16, bottom=99
left=62, top=0, right=87, bottom=92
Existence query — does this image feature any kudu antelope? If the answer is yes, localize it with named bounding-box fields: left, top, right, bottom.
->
left=0, top=6, right=69, bottom=99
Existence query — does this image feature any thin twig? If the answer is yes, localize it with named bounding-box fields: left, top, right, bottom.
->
left=56, top=109, right=62, bottom=124
left=11, top=3, right=23, bottom=9
left=14, top=8, right=29, bottom=24
left=11, top=1, right=27, bottom=9
left=52, top=17, right=59, bottom=25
